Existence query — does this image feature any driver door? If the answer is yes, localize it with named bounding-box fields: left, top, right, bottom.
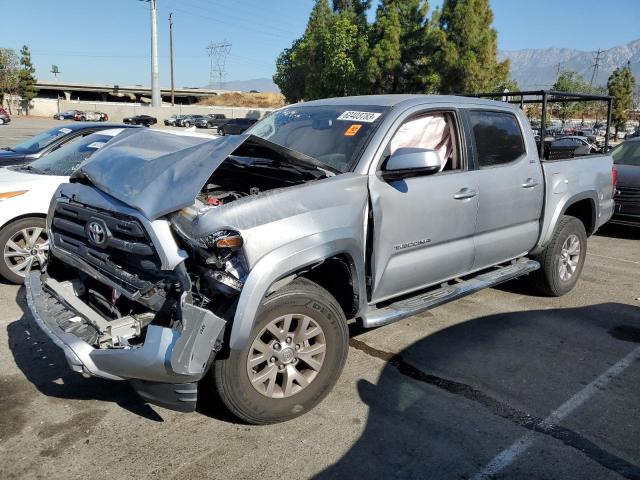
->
left=368, top=109, right=478, bottom=303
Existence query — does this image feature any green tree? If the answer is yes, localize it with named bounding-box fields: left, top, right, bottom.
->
left=274, top=0, right=369, bottom=100
left=607, top=62, right=636, bottom=137
left=365, top=0, right=432, bottom=93
left=0, top=48, right=19, bottom=108
left=17, top=45, right=37, bottom=115
left=434, top=0, right=509, bottom=94
left=273, top=39, right=307, bottom=103
left=552, top=70, right=590, bottom=125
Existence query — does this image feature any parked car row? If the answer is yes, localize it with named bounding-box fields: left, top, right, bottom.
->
left=54, top=110, right=109, bottom=122
left=164, top=113, right=257, bottom=134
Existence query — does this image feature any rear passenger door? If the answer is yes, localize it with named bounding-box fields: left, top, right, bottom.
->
left=467, top=109, right=544, bottom=270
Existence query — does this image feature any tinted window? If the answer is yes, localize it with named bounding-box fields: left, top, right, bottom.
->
left=469, top=111, right=525, bottom=167
left=28, top=132, right=115, bottom=176
left=10, top=126, right=75, bottom=154
left=612, top=141, right=640, bottom=166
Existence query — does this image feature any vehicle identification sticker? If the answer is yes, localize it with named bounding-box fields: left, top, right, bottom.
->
left=59, top=128, right=72, bottom=134
left=337, top=111, right=381, bottom=123
left=87, top=141, right=106, bottom=149
left=344, top=124, right=362, bottom=136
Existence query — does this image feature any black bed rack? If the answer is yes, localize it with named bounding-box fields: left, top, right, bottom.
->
left=460, top=90, right=614, bottom=158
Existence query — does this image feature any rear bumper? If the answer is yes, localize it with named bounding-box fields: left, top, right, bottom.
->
left=25, top=270, right=226, bottom=411
left=611, top=200, right=640, bottom=225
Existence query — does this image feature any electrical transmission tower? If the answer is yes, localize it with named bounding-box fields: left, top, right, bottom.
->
left=206, top=41, right=231, bottom=90
left=590, top=48, right=603, bottom=86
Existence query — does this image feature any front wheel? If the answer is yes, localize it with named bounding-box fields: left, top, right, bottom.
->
left=531, top=215, right=587, bottom=296
left=0, top=217, right=49, bottom=284
left=218, top=127, right=225, bottom=136
left=183, top=121, right=190, bottom=128
left=212, top=278, right=348, bottom=424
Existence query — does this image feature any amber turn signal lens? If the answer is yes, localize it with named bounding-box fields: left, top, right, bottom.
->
left=215, top=235, right=243, bottom=249
left=0, top=190, right=27, bottom=200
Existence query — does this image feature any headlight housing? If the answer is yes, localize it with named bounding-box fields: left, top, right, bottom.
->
left=198, top=230, right=243, bottom=251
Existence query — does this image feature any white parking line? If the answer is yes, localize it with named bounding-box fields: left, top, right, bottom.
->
left=471, top=345, right=640, bottom=479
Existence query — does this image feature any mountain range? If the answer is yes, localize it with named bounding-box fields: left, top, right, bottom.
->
left=499, top=38, right=640, bottom=90
left=218, top=39, right=640, bottom=94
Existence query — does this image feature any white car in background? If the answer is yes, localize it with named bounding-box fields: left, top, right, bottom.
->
left=0, top=127, right=215, bottom=283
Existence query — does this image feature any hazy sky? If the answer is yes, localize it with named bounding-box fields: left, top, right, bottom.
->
left=1, top=0, right=639, bottom=87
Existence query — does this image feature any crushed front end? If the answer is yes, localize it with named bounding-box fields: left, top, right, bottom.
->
left=25, top=183, right=228, bottom=412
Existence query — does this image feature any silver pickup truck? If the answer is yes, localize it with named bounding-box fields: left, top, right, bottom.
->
left=25, top=95, right=615, bottom=424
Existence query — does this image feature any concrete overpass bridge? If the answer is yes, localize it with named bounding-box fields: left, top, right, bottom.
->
left=36, top=81, right=233, bottom=105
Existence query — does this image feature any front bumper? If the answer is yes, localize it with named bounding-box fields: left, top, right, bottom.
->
left=25, top=271, right=226, bottom=411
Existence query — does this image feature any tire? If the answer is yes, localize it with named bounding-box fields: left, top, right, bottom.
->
left=212, top=278, right=348, bottom=424
left=218, top=128, right=225, bottom=136
left=184, top=121, right=190, bottom=128
left=0, top=118, right=4, bottom=125
left=0, top=217, right=48, bottom=284
left=531, top=215, right=587, bottom=297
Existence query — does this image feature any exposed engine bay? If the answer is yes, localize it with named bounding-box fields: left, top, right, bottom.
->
left=46, top=137, right=334, bottom=351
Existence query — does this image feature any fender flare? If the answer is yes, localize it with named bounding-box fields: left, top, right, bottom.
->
left=229, top=229, right=367, bottom=350
left=534, top=190, right=598, bottom=253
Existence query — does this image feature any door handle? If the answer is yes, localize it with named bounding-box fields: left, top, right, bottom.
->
left=522, top=178, right=539, bottom=189
left=453, top=188, right=477, bottom=200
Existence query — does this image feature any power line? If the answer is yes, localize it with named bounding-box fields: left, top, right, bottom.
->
left=206, top=41, right=231, bottom=89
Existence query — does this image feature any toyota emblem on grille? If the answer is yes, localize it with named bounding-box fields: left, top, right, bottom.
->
left=88, top=221, right=106, bottom=245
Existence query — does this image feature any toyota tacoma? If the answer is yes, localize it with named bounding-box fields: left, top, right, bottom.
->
left=25, top=94, right=615, bottom=424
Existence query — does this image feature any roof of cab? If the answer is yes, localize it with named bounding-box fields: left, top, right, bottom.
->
left=299, top=94, right=518, bottom=110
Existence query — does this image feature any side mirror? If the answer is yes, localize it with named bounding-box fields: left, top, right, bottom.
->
left=381, top=147, right=441, bottom=181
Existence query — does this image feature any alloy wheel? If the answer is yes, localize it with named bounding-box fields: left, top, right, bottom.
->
left=3, top=227, right=48, bottom=277
left=246, top=313, right=327, bottom=398
left=558, top=233, right=580, bottom=281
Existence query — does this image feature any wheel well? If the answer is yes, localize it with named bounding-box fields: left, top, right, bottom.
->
left=0, top=213, right=47, bottom=232
left=563, top=199, right=595, bottom=235
left=298, top=255, right=358, bottom=320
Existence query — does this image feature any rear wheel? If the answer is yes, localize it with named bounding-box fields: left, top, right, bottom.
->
left=184, top=121, right=190, bottom=128
left=0, top=217, right=48, bottom=284
left=531, top=215, right=587, bottom=296
left=212, top=278, right=348, bottom=424
left=218, top=127, right=225, bottom=135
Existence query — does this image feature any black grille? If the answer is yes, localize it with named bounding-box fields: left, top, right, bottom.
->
left=615, top=186, right=640, bottom=203
left=51, top=201, right=162, bottom=293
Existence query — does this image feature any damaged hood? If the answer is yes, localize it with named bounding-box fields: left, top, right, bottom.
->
left=71, top=128, right=300, bottom=220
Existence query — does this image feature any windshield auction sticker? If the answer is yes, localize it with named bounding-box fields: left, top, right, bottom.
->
left=344, top=124, right=362, bottom=136
left=59, top=128, right=72, bottom=134
left=337, top=111, right=381, bottom=123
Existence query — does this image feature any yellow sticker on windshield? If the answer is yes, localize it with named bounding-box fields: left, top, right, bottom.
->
left=344, top=124, right=362, bottom=136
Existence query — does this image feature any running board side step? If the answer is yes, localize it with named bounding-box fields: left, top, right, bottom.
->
left=361, top=259, right=540, bottom=328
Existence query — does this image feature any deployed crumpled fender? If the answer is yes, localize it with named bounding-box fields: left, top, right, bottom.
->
left=172, top=173, right=372, bottom=350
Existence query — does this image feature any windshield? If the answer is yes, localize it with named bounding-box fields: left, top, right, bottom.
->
left=247, top=105, right=388, bottom=172
left=612, top=141, right=640, bottom=166
left=10, top=126, right=75, bottom=154
left=27, top=132, right=115, bottom=176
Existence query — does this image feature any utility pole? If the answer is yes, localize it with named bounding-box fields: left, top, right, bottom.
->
left=140, top=0, right=161, bottom=107
left=169, top=12, right=175, bottom=106
left=590, top=48, right=603, bottom=86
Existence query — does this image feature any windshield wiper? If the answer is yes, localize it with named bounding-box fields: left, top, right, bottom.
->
left=21, top=165, right=47, bottom=175
left=2, top=147, right=15, bottom=152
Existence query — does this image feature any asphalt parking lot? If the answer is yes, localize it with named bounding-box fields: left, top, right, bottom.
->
left=0, top=118, right=639, bottom=480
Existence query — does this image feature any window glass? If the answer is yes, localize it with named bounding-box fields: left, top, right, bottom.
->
left=469, top=111, right=525, bottom=167
left=388, top=112, right=461, bottom=172
left=612, top=141, right=640, bottom=166
left=28, top=133, right=114, bottom=176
